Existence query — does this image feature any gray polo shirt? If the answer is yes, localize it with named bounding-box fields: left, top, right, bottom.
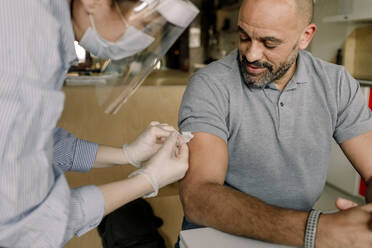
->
left=179, top=49, right=372, bottom=211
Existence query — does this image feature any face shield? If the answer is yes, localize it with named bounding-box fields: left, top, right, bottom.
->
left=66, top=0, right=199, bottom=114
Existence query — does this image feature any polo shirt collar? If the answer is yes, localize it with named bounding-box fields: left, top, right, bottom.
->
left=286, top=50, right=310, bottom=90
left=267, top=50, right=311, bottom=91
left=219, top=49, right=240, bottom=72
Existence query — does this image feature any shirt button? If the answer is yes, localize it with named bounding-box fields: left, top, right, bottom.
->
left=280, top=102, right=284, bottom=107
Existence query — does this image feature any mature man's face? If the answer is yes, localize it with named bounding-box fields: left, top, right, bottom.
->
left=237, top=0, right=306, bottom=87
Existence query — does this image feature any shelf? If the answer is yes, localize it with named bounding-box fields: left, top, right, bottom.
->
left=323, top=14, right=372, bottom=23
left=359, top=80, right=372, bottom=87
left=322, top=1, right=372, bottom=23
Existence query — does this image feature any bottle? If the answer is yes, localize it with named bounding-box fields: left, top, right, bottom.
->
left=336, top=48, right=343, bottom=65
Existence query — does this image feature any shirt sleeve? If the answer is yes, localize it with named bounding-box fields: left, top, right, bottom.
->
left=333, top=68, right=372, bottom=143
left=0, top=168, right=105, bottom=247
left=53, top=127, right=98, bottom=172
left=178, top=72, right=229, bottom=141
left=63, top=185, right=105, bottom=244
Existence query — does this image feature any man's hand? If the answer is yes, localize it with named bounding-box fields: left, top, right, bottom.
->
left=317, top=203, right=372, bottom=248
left=335, top=197, right=359, bottom=211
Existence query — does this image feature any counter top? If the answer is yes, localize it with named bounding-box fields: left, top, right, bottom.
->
left=64, top=69, right=191, bottom=87
left=142, top=69, right=191, bottom=86
left=180, top=228, right=297, bottom=248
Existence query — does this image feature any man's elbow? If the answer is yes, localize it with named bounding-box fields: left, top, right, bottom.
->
left=179, top=182, right=204, bottom=224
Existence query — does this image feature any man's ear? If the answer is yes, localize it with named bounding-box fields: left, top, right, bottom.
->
left=298, top=23, right=317, bottom=50
left=80, top=0, right=113, bottom=14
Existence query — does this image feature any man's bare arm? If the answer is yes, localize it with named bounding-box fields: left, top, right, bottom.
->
left=180, top=132, right=372, bottom=247
left=179, top=132, right=308, bottom=246
left=340, top=130, right=372, bottom=202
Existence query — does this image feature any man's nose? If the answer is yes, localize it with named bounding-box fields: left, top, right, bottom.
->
left=244, top=41, right=263, bottom=63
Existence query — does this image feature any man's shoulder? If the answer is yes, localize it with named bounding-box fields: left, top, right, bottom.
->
left=191, top=49, right=240, bottom=86
left=196, top=50, right=238, bottom=76
left=298, top=50, right=350, bottom=90
left=299, top=50, right=346, bottom=77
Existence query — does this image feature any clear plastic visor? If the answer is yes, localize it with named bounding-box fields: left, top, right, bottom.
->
left=65, top=0, right=199, bottom=114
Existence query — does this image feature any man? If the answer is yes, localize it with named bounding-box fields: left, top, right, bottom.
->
left=178, top=0, right=372, bottom=247
left=0, top=0, right=196, bottom=247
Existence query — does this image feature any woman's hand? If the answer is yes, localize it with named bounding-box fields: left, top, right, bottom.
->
left=123, top=121, right=176, bottom=167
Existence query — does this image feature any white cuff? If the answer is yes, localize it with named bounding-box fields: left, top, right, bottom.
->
left=70, top=186, right=105, bottom=237
left=122, top=144, right=141, bottom=168
left=128, top=169, right=159, bottom=198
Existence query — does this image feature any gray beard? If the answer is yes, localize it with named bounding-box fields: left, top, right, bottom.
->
left=238, top=51, right=298, bottom=88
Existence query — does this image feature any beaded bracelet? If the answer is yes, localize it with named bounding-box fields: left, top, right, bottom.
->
left=304, top=209, right=321, bottom=248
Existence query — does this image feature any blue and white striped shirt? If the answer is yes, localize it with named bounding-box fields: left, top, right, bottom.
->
left=0, top=1, right=104, bottom=247
left=53, top=127, right=98, bottom=173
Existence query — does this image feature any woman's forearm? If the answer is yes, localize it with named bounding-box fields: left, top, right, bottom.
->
left=98, top=174, right=153, bottom=215
left=93, top=145, right=129, bottom=168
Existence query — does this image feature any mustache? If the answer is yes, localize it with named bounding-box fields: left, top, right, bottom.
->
left=241, top=55, right=273, bottom=71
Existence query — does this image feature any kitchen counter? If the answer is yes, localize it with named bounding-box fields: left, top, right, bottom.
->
left=142, top=69, right=191, bottom=86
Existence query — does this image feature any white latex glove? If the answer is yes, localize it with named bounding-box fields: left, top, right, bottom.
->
left=123, top=121, right=176, bottom=167
left=129, top=131, right=189, bottom=197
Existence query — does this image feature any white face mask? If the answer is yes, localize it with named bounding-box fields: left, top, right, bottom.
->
left=79, top=4, right=155, bottom=60
left=156, top=0, right=199, bottom=28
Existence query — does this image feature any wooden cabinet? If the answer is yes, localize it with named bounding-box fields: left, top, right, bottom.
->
left=343, top=26, right=372, bottom=80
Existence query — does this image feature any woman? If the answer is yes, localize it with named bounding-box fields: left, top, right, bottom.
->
left=0, top=0, right=197, bottom=246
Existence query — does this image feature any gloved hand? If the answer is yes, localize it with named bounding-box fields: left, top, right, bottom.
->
left=129, top=131, right=189, bottom=197
left=123, top=121, right=176, bottom=167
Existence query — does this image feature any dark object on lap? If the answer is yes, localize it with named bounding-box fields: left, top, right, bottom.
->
left=98, top=198, right=166, bottom=248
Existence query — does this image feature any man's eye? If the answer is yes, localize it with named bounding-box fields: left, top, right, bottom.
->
left=240, top=36, right=250, bottom=42
left=264, top=43, right=277, bottom=49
